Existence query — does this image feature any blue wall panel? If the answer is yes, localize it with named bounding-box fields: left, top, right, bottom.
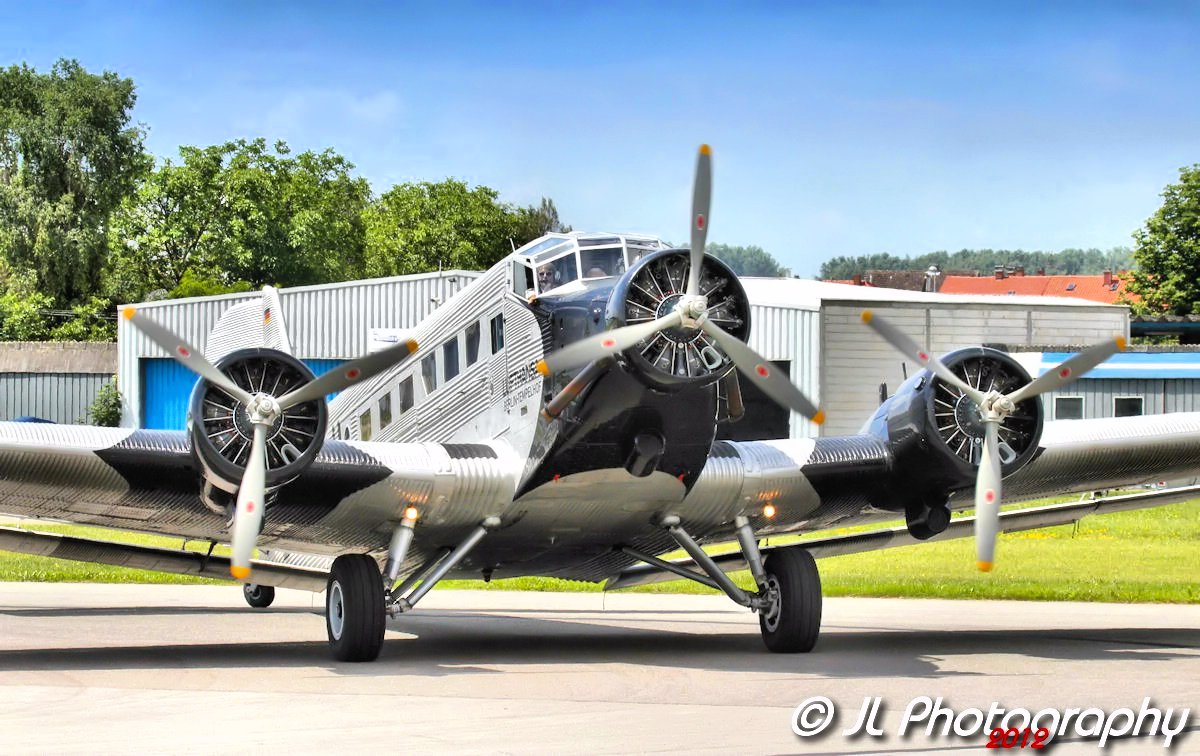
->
left=141, top=358, right=347, bottom=430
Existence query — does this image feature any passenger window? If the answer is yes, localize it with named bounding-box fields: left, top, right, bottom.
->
left=379, top=393, right=392, bottom=428
left=359, top=411, right=372, bottom=441
left=443, top=338, right=460, bottom=382
left=398, top=376, right=414, bottom=412
left=421, top=354, right=438, bottom=394
left=465, top=322, right=481, bottom=366
left=490, top=314, right=505, bottom=352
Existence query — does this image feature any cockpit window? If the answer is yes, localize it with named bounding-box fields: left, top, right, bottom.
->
left=535, top=254, right=579, bottom=294
left=580, top=247, right=623, bottom=279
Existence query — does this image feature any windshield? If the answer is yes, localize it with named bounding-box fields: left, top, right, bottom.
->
left=580, top=247, right=624, bottom=279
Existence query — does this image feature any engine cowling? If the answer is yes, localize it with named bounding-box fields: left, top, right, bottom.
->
left=188, top=347, right=327, bottom=495
left=605, top=249, right=751, bottom=389
left=867, top=347, right=1044, bottom=507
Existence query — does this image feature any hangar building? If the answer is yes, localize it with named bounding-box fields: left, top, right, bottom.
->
left=118, top=269, right=1131, bottom=438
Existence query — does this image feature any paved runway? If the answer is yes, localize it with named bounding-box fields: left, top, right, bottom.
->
left=0, top=584, right=1196, bottom=754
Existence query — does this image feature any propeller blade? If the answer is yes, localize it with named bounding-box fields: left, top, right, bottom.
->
left=122, top=307, right=255, bottom=406
left=276, top=335, right=419, bottom=410
left=974, top=420, right=1002, bottom=572
left=698, top=319, right=824, bottom=424
left=229, top=422, right=268, bottom=579
left=687, top=144, right=712, bottom=297
left=860, top=310, right=985, bottom=404
left=261, top=286, right=293, bottom=355
left=1006, top=336, right=1126, bottom=405
left=537, top=311, right=684, bottom=376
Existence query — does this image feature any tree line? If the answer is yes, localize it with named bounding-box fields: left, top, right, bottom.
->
left=4, top=59, right=1197, bottom=342
left=0, top=60, right=569, bottom=341
left=819, top=247, right=1134, bottom=281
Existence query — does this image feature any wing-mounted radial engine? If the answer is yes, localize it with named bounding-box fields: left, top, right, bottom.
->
left=862, top=309, right=1125, bottom=570
left=865, top=347, right=1044, bottom=538
left=190, top=347, right=327, bottom=496
left=604, top=249, right=750, bottom=389
left=123, top=286, right=419, bottom=579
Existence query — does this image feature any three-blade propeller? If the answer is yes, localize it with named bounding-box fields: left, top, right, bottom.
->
left=123, top=294, right=418, bottom=579
left=862, top=309, right=1125, bottom=570
left=535, top=145, right=824, bottom=425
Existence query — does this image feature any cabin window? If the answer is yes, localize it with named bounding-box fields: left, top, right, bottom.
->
left=1054, top=396, right=1083, bottom=420
left=421, top=354, right=438, bottom=394
left=359, top=410, right=372, bottom=441
left=535, top=254, right=579, bottom=294
left=465, top=321, right=481, bottom=366
left=379, top=393, right=392, bottom=428
left=580, top=247, right=623, bottom=278
left=443, top=338, right=460, bottom=382
left=398, top=375, right=414, bottom=412
left=1114, top=396, right=1143, bottom=417
left=513, top=261, right=535, bottom=297
left=490, top=314, right=505, bottom=352
left=341, top=425, right=350, bottom=440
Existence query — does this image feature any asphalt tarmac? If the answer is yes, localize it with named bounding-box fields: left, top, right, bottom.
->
left=0, top=584, right=1196, bottom=754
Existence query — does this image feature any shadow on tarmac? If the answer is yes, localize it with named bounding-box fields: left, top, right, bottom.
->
left=0, top=603, right=1195, bottom=679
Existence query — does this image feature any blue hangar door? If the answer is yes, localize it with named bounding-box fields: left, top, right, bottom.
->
left=141, top=358, right=347, bottom=430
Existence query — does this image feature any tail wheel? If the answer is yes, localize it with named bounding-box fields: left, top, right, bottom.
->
left=242, top=583, right=276, bottom=608
left=759, top=547, right=822, bottom=653
left=326, top=554, right=387, bottom=662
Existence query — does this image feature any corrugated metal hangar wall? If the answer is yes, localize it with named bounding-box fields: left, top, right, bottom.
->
left=118, top=271, right=479, bottom=429
left=0, top=343, right=117, bottom=424
left=120, top=272, right=1132, bottom=437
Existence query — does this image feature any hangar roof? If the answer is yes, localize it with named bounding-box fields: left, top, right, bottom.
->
left=739, top=277, right=1128, bottom=311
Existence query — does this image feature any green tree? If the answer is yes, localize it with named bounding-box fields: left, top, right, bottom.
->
left=0, top=59, right=148, bottom=306
left=107, top=139, right=371, bottom=302
left=0, top=262, right=51, bottom=340
left=708, top=243, right=790, bottom=277
left=514, top=197, right=571, bottom=242
left=1124, top=165, right=1200, bottom=315
left=363, top=179, right=521, bottom=276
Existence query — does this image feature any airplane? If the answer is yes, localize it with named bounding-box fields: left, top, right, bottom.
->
left=3, top=145, right=1200, bottom=662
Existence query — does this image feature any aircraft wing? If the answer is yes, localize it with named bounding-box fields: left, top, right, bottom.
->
left=0, top=421, right=521, bottom=560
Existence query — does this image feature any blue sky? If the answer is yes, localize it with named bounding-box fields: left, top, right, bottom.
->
left=4, top=2, right=1199, bottom=275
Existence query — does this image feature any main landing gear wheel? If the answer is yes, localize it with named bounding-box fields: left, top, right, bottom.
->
left=758, top=547, right=822, bottom=653
left=326, top=554, right=387, bottom=662
left=242, top=583, right=275, bottom=608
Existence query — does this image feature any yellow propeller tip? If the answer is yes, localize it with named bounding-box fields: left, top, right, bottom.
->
left=230, top=566, right=251, bottom=580
left=121, top=307, right=135, bottom=321
left=976, top=561, right=994, bottom=572
left=406, top=339, right=419, bottom=353
left=1115, top=336, right=1127, bottom=351
left=812, top=410, right=826, bottom=426
left=699, top=144, right=712, bottom=155
left=535, top=360, right=550, bottom=377
left=860, top=310, right=873, bottom=323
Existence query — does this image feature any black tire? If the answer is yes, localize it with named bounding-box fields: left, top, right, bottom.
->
left=242, top=583, right=276, bottom=608
left=325, top=554, right=387, bottom=662
left=758, top=547, right=822, bottom=653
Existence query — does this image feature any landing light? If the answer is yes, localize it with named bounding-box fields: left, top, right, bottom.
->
left=763, top=503, right=777, bottom=519
left=404, top=506, right=420, bottom=522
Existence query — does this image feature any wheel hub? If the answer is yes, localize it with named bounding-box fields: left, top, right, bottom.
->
left=328, top=581, right=345, bottom=640
left=760, top=575, right=782, bottom=632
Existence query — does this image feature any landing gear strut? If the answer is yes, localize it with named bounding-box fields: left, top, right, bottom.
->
left=625, top=514, right=824, bottom=653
